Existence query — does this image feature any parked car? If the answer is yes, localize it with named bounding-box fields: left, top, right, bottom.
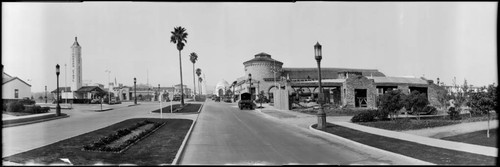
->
left=173, top=96, right=181, bottom=101
left=223, top=96, right=232, bottom=103
left=90, top=99, right=101, bottom=104
left=109, top=97, right=121, bottom=104
left=215, top=96, right=221, bottom=102
left=238, top=93, right=254, bottom=110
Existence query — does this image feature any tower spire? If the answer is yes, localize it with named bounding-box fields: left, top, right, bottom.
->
left=75, top=36, right=77, bottom=42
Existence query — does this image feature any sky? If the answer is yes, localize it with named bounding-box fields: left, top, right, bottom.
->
left=2, top=2, right=497, bottom=93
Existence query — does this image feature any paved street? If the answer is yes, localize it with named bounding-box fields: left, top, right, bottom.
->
left=180, top=101, right=416, bottom=165
left=2, top=101, right=197, bottom=158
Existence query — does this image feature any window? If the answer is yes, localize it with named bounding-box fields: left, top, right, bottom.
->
left=15, top=89, right=19, bottom=98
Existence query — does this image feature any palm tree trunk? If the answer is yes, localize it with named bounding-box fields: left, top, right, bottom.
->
left=192, top=63, right=196, bottom=101
left=179, top=50, right=184, bottom=106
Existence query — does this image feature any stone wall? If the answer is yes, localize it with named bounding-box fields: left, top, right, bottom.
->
left=343, top=75, right=377, bottom=108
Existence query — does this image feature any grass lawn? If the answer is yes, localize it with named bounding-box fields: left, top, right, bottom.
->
left=151, top=103, right=201, bottom=114
left=357, top=114, right=497, bottom=131
left=315, top=123, right=496, bottom=165
left=292, top=107, right=368, bottom=116
left=2, top=111, right=47, bottom=116
left=441, top=129, right=497, bottom=147
left=3, top=118, right=193, bottom=165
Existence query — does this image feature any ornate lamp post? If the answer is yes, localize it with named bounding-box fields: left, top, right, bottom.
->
left=56, top=64, right=61, bottom=116
left=315, top=42, right=326, bottom=130
left=248, top=73, right=252, bottom=100
left=134, top=77, right=137, bottom=104
left=258, top=81, right=262, bottom=108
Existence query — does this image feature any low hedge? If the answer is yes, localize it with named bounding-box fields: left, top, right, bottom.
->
left=24, top=105, right=50, bottom=114
left=351, top=110, right=376, bottom=122
left=6, top=101, right=25, bottom=113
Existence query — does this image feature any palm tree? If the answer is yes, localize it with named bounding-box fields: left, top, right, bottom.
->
left=198, top=77, right=203, bottom=96
left=189, top=52, right=198, bottom=100
left=170, top=26, right=188, bottom=106
left=196, top=68, right=202, bottom=95
left=232, top=81, right=237, bottom=102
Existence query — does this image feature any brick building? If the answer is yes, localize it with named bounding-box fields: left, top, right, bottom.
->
left=233, top=52, right=444, bottom=108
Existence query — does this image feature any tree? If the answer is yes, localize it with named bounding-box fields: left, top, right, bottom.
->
left=405, top=91, right=429, bottom=120
left=170, top=26, right=188, bottom=106
left=467, top=84, right=497, bottom=138
left=378, top=90, right=406, bottom=120
left=198, top=77, right=203, bottom=96
left=196, top=68, right=202, bottom=95
left=189, top=52, right=198, bottom=100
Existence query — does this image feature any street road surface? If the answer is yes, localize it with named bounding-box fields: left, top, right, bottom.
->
left=180, top=100, right=400, bottom=165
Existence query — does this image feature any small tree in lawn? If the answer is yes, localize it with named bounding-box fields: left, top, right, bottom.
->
left=378, top=89, right=406, bottom=120
left=405, top=91, right=429, bottom=120
left=467, top=84, right=497, bottom=138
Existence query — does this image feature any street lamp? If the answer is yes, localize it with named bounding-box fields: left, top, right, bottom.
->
left=315, top=42, right=326, bottom=130
left=56, top=64, right=61, bottom=116
left=134, top=77, right=137, bottom=104
left=248, top=73, right=253, bottom=100
left=45, top=85, right=47, bottom=103
left=258, top=80, right=262, bottom=108
left=105, top=70, right=111, bottom=104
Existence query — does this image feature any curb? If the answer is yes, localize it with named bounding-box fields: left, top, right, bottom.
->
left=171, top=100, right=204, bottom=165
left=2, top=114, right=70, bottom=128
left=308, top=124, right=435, bottom=165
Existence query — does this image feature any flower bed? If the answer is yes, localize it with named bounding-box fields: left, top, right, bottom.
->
left=82, top=120, right=165, bottom=153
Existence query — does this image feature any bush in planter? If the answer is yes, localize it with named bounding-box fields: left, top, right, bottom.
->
left=7, top=101, right=25, bottom=112
left=351, top=111, right=376, bottom=122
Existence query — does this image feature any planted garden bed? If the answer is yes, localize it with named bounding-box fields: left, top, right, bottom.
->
left=151, top=103, right=201, bottom=114
left=82, top=120, right=165, bottom=153
left=3, top=118, right=193, bottom=165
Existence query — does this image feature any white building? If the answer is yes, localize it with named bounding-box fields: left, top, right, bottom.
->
left=2, top=72, right=32, bottom=99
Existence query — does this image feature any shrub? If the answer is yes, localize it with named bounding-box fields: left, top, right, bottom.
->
left=351, top=111, right=376, bottom=122
left=6, top=101, right=25, bottom=112
left=378, top=90, right=406, bottom=120
left=19, top=98, right=35, bottom=105
left=447, top=107, right=461, bottom=120
left=3, top=103, right=6, bottom=111
left=40, top=107, right=50, bottom=113
left=423, top=106, right=438, bottom=115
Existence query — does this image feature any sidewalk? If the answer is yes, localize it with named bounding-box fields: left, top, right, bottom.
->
left=257, top=103, right=497, bottom=158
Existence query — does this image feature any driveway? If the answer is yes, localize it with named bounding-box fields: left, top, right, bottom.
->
left=179, top=101, right=415, bottom=165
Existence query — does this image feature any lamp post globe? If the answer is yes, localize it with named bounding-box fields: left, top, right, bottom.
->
left=314, top=42, right=326, bottom=130
left=56, top=64, right=61, bottom=116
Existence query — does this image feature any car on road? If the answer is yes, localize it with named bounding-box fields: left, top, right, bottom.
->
left=90, top=99, right=101, bottom=104
left=215, top=96, right=221, bottom=102
left=109, top=97, right=121, bottom=105
left=173, top=96, right=181, bottom=101
left=238, top=92, right=254, bottom=110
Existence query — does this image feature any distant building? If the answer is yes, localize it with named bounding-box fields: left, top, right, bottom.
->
left=232, top=52, right=445, bottom=108
left=2, top=72, right=32, bottom=100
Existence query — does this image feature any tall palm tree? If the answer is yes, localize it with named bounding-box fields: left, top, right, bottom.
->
left=189, top=52, right=198, bottom=100
left=196, top=68, right=202, bottom=95
left=198, top=77, right=203, bottom=96
left=170, top=26, right=188, bottom=106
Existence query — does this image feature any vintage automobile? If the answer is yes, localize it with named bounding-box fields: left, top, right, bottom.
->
left=173, top=96, right=181, bottom=101
left=215, top=96, right=221, bottom=102
left=238, top=92, right=255, bottom=110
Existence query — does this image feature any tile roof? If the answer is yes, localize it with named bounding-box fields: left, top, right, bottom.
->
left=243, top=52, right=283, bottom=65
left=75, top=86, right=106, bottom=93
left=2, top=72, right=31, bottom=87
left=369, top=77, right=428, bottom=85
left=282, top=67, right=385, bottom=79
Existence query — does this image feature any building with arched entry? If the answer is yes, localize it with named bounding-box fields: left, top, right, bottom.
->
left=215, top=80, right=231, bottom=97
left=232, top=52, right=444, bottom=108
